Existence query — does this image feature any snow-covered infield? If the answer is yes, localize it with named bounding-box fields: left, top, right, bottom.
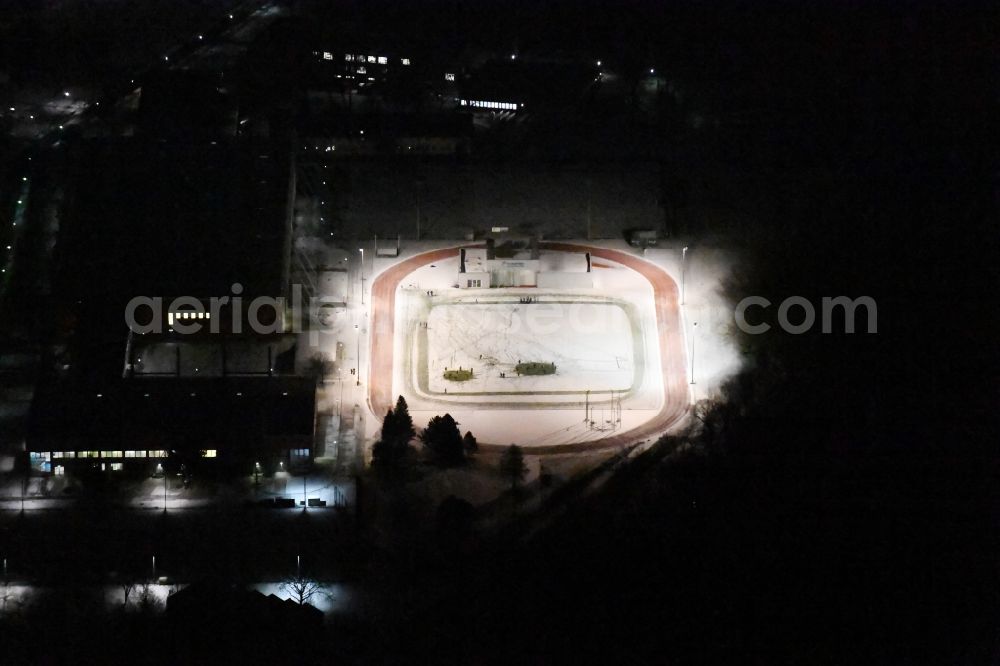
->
left=422, top=296, right=639, bottom=397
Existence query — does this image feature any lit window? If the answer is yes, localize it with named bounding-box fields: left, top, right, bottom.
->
left=401, top=58, right=410, bottom=66
left=30, top=452, right=52, bottom=461
left=80, top=450, right=99, bottom=458
left=148, top=450, right=167, bottom=458
left=101, top=451, right=123, bottom=459
left=344, top=54, right=353, bottom=61
left=367, top=55, right=376, bottom=63
left=110, top=463, right=123, bottom=471
left=202, top=449, right=217, bottom=458
left=357, top=67, right=366, bottom=74
left=125, top=450, right=146, bottom=458
left=377, top=56, right=387, bottom=65
left=445, top=73, right=455, bottom=81
left=322, top=52, right=333, bottom=60
left=54, top=465, right=65, bottom=476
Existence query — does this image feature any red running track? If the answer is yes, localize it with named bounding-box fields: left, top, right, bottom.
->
left=368, top=243, right=690, bottom=454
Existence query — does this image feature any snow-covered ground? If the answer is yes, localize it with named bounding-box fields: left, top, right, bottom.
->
left=293, top=238, right=742, bottom=451
left=424, top=299, right=634, bottom=394
left=642, top=245, right=744, bottom=403
left=388, top=250, right=667, bottom=445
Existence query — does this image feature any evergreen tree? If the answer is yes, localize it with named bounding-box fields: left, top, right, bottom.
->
left=394, top=395, right=416, bottom=443
left=373, top=398, right=419, bottom=473
left=499, top=444, right=527, bottom=489
left=373, top=408, right=403, bottom=470
left=421, top=413, right=465, bottom=466
left=463, top=431, right=478, bottom=455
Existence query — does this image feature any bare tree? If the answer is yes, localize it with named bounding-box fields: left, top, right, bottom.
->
left=119, top=574, right=140, bottom=610
left=1, top=582, right=15, bottom=613
left=281, top=575, right=326, bottom=605
left=136, top=583, right=164, bottom=614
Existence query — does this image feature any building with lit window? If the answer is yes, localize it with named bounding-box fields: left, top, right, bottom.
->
left=26, top=128, right=314, bottom=472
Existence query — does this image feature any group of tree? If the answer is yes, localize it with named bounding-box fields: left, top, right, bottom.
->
left=374, top=397, right=481, bottom=471
left=421, top=414, right=465, bottom=466
left=421, top=414, right=481, bottom=466
left=372, top=396, right=416, bottom=473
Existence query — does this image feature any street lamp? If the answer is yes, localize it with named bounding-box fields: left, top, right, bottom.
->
left=359, top=248, right=365, bottom=305
left=157, top=463, right=167, bottom=511
left=681, top=246, right=689, bottom=305
left=690, top=321, right=698, bottom=385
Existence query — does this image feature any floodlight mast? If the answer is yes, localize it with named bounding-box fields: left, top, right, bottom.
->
left=359, top=248, right=365, bottom=305
left=681, top=246, right=688, bottom=305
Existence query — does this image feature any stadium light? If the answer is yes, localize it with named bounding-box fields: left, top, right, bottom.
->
left=690, top=321, right=697, bottom=385
left=681, top=246, right=688, bottom=305
left=359, top=248, right=365, bottom=305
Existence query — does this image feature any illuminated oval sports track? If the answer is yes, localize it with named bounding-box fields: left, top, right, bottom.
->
left=368, top=242, right=690, bottom=454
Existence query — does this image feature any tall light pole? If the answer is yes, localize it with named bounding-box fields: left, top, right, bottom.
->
left=690, top=321, right=697, bottom=385
left=359, top=248, right=365, bottom=305
left=355, top=324, right=361, bottom=386
left=681, top=246, right=688, bottom=305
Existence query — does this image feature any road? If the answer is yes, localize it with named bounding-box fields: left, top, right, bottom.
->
left=367, top=242, right=689, bottom=453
